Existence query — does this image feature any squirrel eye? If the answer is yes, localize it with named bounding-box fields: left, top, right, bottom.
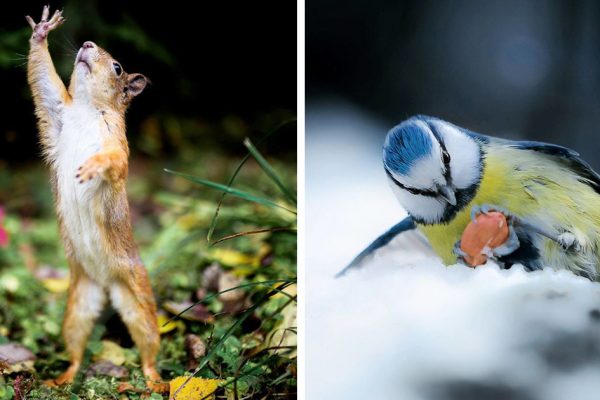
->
left=113, top=62, right=122, bottom=76
left=442, top=150, right=451, bottom=165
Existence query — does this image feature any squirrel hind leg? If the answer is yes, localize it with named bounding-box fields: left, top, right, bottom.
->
left=49, top=268, right=106, bottom=386
left=109, top=265, right=169, bottom=393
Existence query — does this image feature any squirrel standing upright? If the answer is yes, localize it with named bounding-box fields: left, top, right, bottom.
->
left=26, top=6, right=167, bottom=392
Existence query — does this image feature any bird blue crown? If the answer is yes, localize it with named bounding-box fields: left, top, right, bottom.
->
left=383, top=118, right=433, bottom=175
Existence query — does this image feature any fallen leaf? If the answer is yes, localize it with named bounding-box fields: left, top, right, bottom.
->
left=92, top=340, right=126, bottom=366
left=35, top=266, right=70, bottom=293
left=0, top=343, right=36, bottom=373
left=117, top=382, right=140, bottom=393
left=219, top=272, right=249, bottom=315
left=86, top=360, right=129, bottom=378
left=169, top=376, right=219, bottom=400
left=218, top=273, right=244, bottom=302
left=41, top=278, right=70, bottom=293
left=211, top=248, right=256, bottom=267
left=157, top=313, right=183, bottom=334
left=201, top=263, right=223, bottom=292
left=163, top=301, right=214, bottom=323
left=184, top=334, right=206, bottom=370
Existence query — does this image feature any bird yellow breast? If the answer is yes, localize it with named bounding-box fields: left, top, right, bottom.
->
left=417, top=145, right=600, bottom=266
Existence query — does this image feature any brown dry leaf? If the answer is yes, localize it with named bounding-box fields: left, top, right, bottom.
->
left=184, top=334, right=206, bottom=370
left=218, top=272, right=244, bottom=302
left=0, top=343, right=36, bottom=373
left=169, top=376, right=219, bottom=400
left=117, top=382, right=140, bottom=393
left=163, top=301, right=214, bottom=323
left=86, top=360, right=129, bottom=378
left=201, top=263, right=223, bottom=292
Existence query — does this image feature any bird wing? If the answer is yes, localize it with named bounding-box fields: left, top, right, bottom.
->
left=507, top=140, right=600, bottom=193
left=336, top=216, right=434, bottom=277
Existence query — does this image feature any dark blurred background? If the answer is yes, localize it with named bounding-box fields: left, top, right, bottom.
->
left=308, top=0, right=600, bottom=169
left=0, top=0, right=296, bottom=165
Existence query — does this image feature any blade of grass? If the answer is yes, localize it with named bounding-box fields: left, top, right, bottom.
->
left=211, top=226, right=296, bottom=246
left=173, top=282, right=294, bottom=399
left=207, top=119, right=297, bottom=242
left=243, top=137, right=297, bottom=205
left=161, top=279, right=296, bottom=326
left=164, top=169, right=297, bottom=214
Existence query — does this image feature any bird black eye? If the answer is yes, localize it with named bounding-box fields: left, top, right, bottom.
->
left=113, top=62, right=122, bottom=76
left=442, top=150, right=451, bottom=165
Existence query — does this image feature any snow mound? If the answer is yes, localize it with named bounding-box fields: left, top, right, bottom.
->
left=308, top=257, right=600, bottom=400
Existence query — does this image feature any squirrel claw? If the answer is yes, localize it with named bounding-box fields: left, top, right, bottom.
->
left=77, top=155, right=108, bottom=183
left=28, top=6, right=65, bottom=41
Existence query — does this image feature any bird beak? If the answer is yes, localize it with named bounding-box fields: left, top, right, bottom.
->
left=438, top=185, right=457, bottom=206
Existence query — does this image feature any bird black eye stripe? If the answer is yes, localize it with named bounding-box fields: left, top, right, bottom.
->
left=384, top=168, right=437, bottom=197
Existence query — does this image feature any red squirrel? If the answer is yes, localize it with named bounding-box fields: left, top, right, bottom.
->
left=26, top=6, right=167, bottom=392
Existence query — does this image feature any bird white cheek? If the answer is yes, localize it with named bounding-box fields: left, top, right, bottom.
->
left=388, top=179, right=446, bottom=224
left=432, top=122, right=481, bottom=189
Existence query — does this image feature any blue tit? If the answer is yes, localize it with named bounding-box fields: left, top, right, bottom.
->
left=338, top=115, right=600, bottom=280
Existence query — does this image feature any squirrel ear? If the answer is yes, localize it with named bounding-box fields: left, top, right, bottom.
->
left=126, top=73, right=148, bottom=98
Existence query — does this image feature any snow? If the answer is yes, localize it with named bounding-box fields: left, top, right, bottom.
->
left=306, top=100, right=600, bottom=400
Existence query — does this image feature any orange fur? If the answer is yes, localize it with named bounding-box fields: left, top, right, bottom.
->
left=26, top=6, right=166, bottom=392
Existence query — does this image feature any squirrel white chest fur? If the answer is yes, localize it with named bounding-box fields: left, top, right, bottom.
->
left=55, top=104, right=114, bottom=284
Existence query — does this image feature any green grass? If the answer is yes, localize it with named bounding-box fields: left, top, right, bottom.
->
left=0, top=144, right=297, bottom=399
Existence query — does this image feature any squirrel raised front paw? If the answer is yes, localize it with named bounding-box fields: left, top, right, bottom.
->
left=76, top=154, right=109, bottom=183
left=26, top=5, right=65, bottom=42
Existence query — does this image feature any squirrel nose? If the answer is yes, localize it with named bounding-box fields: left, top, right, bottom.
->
left=82, top=41, right=95, bottom=49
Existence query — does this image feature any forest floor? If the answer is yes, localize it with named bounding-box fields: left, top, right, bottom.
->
left=0, top=149, right=297, bottom=399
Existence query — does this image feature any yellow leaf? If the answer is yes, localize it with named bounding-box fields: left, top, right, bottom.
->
left=169, top=376, right=219, bottom=400
left=211, top=248, right=256, bottom=267
left=42, top=277, right=70, bottom=293
left=273, top=283, right=296, bottom=299
left=93, top=340, right=125, bottom=366
left=157, top=313, right=183, bottom=334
